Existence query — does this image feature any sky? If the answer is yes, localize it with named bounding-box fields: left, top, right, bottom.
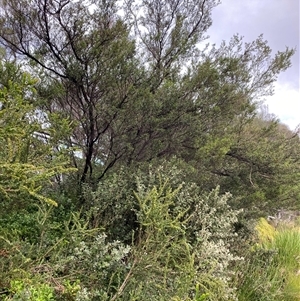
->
left=207, top=0, right=300, bottom=130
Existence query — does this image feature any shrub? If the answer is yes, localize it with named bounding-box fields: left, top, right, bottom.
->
left=2, top=162, right=242, bottom=300
left=84, top=162, right=242, bottom=300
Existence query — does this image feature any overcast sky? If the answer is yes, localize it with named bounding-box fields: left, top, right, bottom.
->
left=207, top=0, right=299, bottom=130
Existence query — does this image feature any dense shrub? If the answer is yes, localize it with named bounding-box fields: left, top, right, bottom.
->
left=81, top=162, right=241, bottom=300
left=1, top=163, right=242, bottom=300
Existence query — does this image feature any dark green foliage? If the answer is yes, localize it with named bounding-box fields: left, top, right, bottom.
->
left=217, top=116, right=300, bottom=216
left=0, top=0, right=297, bottom=203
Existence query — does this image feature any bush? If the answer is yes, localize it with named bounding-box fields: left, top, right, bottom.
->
left=83, top=163, right=242, bottom=300
left=1, top=162, right=242, bottom=300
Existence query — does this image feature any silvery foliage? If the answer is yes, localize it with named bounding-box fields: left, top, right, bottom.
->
left=83, top=161, right=242, bottom=300
left=134, top=164, right=242, bottom=300
left=54, top=232, right=131, bottom=300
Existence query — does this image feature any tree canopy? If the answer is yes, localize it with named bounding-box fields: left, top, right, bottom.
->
left=0, top=0, right=298, bottom=212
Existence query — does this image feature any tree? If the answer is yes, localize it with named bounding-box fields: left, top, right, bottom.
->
left=0, top=0, right=222, bottom=184
left=0, top=0, right=297, bottom=214
left=219, top=116, right=300, bottom=215
left=0, top=0, right=139, bottom=184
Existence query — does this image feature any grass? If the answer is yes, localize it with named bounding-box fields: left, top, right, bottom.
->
left=235, top=218, right=300, bottom=301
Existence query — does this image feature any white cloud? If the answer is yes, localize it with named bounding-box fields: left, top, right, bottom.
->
left=206, top=0, right=299, bottom=131
left=265, top=83, right=300, bottom=130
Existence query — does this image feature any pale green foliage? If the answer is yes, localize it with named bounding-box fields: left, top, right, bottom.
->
left=4, top=279, right=55, bottom=301
left=132, top=179, right=240, bottom=300
left=0, top=206, right=131, bottom=300
left=0, top=60, right=75, bottom=207
left=85, top=163, right=241, bottom=300
left=124, top=182, right=196, bottom=300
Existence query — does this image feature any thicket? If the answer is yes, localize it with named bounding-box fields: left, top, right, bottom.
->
left=0, top=0, right=299, bottom=300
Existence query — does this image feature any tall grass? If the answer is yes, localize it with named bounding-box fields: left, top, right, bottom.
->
left=235, top=218, right=300, bottom=301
